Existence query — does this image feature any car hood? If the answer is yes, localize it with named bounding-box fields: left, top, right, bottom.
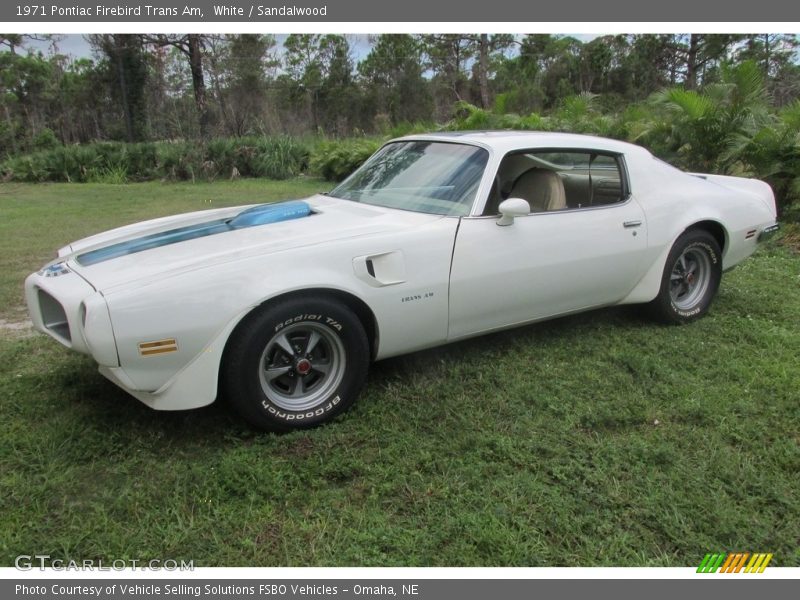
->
left=64, top=194, right=442, bottom=293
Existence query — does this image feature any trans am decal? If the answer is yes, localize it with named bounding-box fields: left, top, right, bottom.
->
left=76, top=201, right=312, bottom=266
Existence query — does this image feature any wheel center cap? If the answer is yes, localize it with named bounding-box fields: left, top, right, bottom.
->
left=686, top=273, right=694, bottom=284
left=295, top=358, right=312, bottom=375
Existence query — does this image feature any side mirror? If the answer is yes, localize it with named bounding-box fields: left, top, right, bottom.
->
left=496, top=198, right=531, bottom=226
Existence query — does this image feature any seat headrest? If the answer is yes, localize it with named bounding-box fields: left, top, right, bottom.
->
left=510, top=168, right=566, bottom=212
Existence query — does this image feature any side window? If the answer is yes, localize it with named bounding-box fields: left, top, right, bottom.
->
left=484, top=149, right=627, bottom=215
left=589, top=154, right=625, bottom=206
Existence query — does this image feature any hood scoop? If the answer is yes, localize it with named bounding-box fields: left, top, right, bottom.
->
left=228, top=201, right=312, bottom=228
left=76, top=201, right=312, bottom=267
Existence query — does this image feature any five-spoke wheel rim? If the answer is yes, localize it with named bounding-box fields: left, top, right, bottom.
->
left=669, top=247, right=711, bottom=310
left=258, top=322, right=346, bottom=411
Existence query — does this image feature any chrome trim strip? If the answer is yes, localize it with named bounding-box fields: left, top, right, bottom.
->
left=462, top=194, right=638, bottom=220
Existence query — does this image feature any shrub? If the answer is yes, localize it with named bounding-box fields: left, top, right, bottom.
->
left=32, top=128, right=60, bottom=151
left=205, top=138, right=238, bottom=179
left=387, top=121, right=435, bottom=138
left=85, top=165, right=128, bottom=184
left=157, top=141, right=203, bottom=181
left=251, top=136, right=310, bottom=180
left=124, top=143, right=160, bottom=180
left=0, top=136, right=312, bottom=183
left=309, top=138, right=382, bottom=182
left=450, top=101, right=494, bottom=130
left=447, top=102, right=554, bottom=133
left=1, top=154, right=47, bottom=182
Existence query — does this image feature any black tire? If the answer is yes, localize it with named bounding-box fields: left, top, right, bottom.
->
left=648, top=229, right=722, bottom=324
left=221, top=296, right=370, bottom=431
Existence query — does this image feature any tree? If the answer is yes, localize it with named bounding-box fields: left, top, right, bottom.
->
left=358, top=34, right=431, bottom=125
left=617, top=35, right=676, bottom=99
left=642, top=61, right=773, bottom=173
left=55, top=56, right=104, bottom=143
left=668, top=34, right=743, bottom=90
left=465, top=34, right=514, bottom=109
left=0, top=34, right=23, bottom=54
left=89, top=34, right=150, bottom=142
left=419, top=34, right=477, bottom=116
left=1, top=32, right=799, bottom=154
left=281, top=34, right=359, bottom=134
left=739, top=34, right=800, bottom=77
left=281, top=34, right=326, bottom=130
left=494, top=38, right=544, bottom=113
left=577, top=37, right=614, bottom=93
left=419, top=34, right=518, bottom=116
left=534, top=35, right=583, bottom=107
left=143, top=34, right=210, bottom=138
left=223, top=34, right=277, bottom=135
left=737, top=34, right=800, bottom=103
left=316, top=36, right=360, bottom=134
left=0, top=50, right=52, bottom=153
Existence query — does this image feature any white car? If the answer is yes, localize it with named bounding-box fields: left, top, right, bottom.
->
left=26, top=132, right=779, bottom=430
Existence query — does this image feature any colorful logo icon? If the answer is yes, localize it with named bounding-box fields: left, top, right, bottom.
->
left=697, top=553, right=773, bottom=573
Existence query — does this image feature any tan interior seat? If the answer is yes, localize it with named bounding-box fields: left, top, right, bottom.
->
left=509, top=168, right=567, bottom=212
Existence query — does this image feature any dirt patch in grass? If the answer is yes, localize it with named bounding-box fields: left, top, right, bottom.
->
left=0, top=318, right=34, bottom=339
left=285, top=435, right=316, bottom=458
left=778, top=223, right=800, bottom=253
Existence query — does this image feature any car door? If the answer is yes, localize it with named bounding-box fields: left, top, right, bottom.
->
left=447, top=151, right=649, bottom=340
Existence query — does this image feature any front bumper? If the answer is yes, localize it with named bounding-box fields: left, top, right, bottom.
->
left=26, top=262, right=226, bottom=411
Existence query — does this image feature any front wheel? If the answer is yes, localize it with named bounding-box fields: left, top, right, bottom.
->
left=648, top=229, right=722, bottom=324
left=221, top=297, right=370, bottom=431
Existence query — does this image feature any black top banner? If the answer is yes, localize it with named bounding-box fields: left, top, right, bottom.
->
left=3, top=0, right=800, bottom=22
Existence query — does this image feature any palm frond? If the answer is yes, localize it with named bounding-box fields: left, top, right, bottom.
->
left=658, top=88, right=715, bottom=120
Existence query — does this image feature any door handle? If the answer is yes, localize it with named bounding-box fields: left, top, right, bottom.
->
left=623, top=220, right=642, bottom=228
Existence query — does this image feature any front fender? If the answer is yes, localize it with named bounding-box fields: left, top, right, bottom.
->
left=103, top=263, right=372, bottom=394
left=98, top=306, right=250, bottom=410
left=101, top=217, right=458, bottom=399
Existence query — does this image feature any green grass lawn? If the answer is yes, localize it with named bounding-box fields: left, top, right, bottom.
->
left=1, top=181, right=798, bottom=567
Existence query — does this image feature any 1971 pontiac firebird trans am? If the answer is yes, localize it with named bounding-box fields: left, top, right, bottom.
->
left=26, top=132, right=779, bottom=430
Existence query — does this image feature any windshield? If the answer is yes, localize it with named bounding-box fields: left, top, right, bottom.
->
left=329, top=141, right=489, bottom=216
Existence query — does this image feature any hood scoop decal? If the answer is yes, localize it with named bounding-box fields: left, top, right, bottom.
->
left=76, top=201, right=312, bottom=266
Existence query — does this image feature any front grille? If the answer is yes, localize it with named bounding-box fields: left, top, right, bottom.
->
left=38, top=289, right=71, bottom=342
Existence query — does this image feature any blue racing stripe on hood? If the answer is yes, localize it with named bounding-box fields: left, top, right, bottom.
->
left=76, top=201, right=312, bottom=266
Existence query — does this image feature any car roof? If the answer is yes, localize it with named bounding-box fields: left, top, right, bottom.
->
left=392, top=130, right=652, bottom=157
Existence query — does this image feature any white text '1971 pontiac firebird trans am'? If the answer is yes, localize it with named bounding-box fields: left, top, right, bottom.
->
left=26, top=132, right=779, bottom=430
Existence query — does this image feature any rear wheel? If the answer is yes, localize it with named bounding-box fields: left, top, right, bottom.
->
left=648, top=229, right=722, bottom=324
left=222, top=297, right=370, bottom=431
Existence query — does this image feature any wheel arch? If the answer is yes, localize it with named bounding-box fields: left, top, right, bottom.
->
left=619, top=216, right=729, bottom=306
left=223, top=287, right=380, bottom=365
left=683, top=219, right=727, bottom=256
